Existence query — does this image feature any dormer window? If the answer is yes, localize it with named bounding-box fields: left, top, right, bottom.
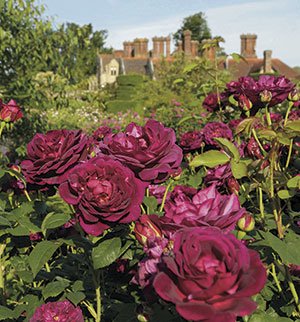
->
left=110, top=67, right=117, bottom=76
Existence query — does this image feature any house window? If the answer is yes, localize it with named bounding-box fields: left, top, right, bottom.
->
left=110, top=67, right=117, bottom=76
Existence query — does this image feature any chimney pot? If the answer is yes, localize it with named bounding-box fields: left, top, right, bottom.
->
left=263, top=50, right=273, bottom=74
left=240, top=34, right=257, bottom=58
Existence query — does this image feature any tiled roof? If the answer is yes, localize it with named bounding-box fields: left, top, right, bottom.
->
left=225, top=58, right=300, bottom=80
left=123, top=58, right=149, bottom=74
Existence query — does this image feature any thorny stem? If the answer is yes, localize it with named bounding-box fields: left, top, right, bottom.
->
left=93, top=270, right=101, bottom=322
left=269, top=146, right=284, bottom=239
left=284, top=101, right=294, bottom=127
left=265, top=105, right=272, bottom=127
left=270, top=263, right=282, bottom=293
left=251, top=128, right=267, bottom=156
left=285, top=266, right=300, bottom=313
left=285, top=139, right=293, bottom=169
left=258, top=187, right=265, bottom=219
left=0, top=243, right=6, bottom=305
left=159, top=180, right=172, bottom=212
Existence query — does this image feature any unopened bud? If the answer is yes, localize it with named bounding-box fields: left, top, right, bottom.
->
left=237, top=213, right=255, bottom=232
left=227, top=178, right=240, bottom=195
left=238, top=94, right=252, bottom=111
left=134, top=215, right=162, bottom=246
left=10, top=164, right=21, bottom=173
left=288, top=89, right=300, bottom=102
left=170, top=167, right=182, bottom=181
left=260, top=90, right=272, bottom=103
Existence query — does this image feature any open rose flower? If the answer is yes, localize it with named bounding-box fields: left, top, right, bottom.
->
left=0, top=99, right=23, bottom=123
left=202, top=92, right=227, bottom=112
left=30, top=300, right=84, bottom=322
left=98, top=120, right=183, bottom=183
left=153, top=227, right=267, bottom=322
left=202, top=122, right=233, bottom=147
left=163, top=184, right=245, bottom=233
left=21, top=130, right=89, bottom=186
left=59, top=156, right=146, bottom=236
left=179, top=130, right=203, bottom=152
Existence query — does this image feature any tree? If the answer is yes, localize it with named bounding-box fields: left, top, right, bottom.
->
left=173, top=12, right=212, bottom=45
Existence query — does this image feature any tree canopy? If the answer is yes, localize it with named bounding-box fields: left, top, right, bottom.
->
left=173, top=12, right=212, bottom=45
left=0, top=0, right=109, bottom=102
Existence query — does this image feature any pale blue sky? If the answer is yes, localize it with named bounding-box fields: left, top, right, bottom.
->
left=40, top=0, right=300, bottom=66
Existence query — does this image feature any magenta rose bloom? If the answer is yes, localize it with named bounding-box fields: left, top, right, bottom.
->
left=93, top=125, right=113, bottom=141
left=30, top=300, right=84, bottom=322
left=179, top=131, right=203, bottom=152
left=257, top=75, right=295, bottom=106
left=202, top=122, right=233, bottom=147
left=98, top=120, right=183, bottom=183
left=202, top=93, right=227, bottom=112
left=0, top=99, right=23, bottom=122
left=59, top=156, right=146, bottom=236
left=163, top=184, right=245, bottom=233
left=21, top=130, right=89, bottom=186
left=153, top=227, right=267, bottom=322
left=204, top=164, right=232, bottom=187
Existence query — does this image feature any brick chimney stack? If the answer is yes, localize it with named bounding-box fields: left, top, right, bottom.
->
left=139, top=38, right=149, bottom=57
left=152, top=37, right=160, bottom=58
left=240, top=34, right=257, bottom=58
left=123, top=41, right=134, bottom=57
left=158, top=37, right=165, bottom=56
left=183, top=30, right=192, bottom=56
left=133, top=38, right=142, bottom=57
left=191, top=40, right=199, bottom=57
left=263, top=50, right=273, bottom=73
left=166, top=36, right=171, bottom=57
left=202, top=39, right=216, bottom=61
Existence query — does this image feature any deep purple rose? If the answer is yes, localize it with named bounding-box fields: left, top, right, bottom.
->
left=21, top=130, right=89, bottom=186
left=30, top=300, right=84, bottom=322
left=179, top=131, right=203, bottom=152
left=204, top=164, right=232, bottom=187
left=225, top=75, right=295, bottom=116
left=148, top=184, right=169, bottom=204
left=153, top=227, right=267, bottom=322
left=93, top=126, right=113, bottom=141
left=289, top=110, right=300, bottom=121
left=202, top=122, right=233, bottom=146
left=257, top=75, right=295, bottom=106
left=0, top=99, right=23, bottom=122
left=59, top=156, right=146, bottom=236
left=98, top=120, right=183, bottom=183
left=202, top=93, right=227, bottom=112
left=163, top=184, right=245, bottom=233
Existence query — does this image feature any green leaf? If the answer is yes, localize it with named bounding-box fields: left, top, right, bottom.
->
left=287, top=175, right=300, bottom=189
left=257, top=129, right=277, bottom=140
left=66, top=291, right=86, bottom=305
left=249, top=312, right=292, bottom=322
left=235, top=117, right=259, bottom=135
left=28, top=240, right=61, bottom=278
left=277, top=132, right=291, bottom=145
left=183, top=62, right=198, bottom=73
left=41, top=212, right=71, bottom=231
left=278, top=189, right=295, bottom=199
left=285, top=120, right=300, bottom=132
left=214, top=138, right=240, bottom=161
left=0, top=216, right=11, bottom=227
left=260, top=232, right=300, bottom=265
left=143, top=196, right=158, bottom=213
left=0, top=306, right=15, bottom=321
left=42, top=280, right=70, bottom=299
left=187, top=171, right=203, bottom=188
left=189, top=150, right=229, bottom=168
left=230, top=160, right=248, bottom=179
left=92, top=237, right=122, bottom=269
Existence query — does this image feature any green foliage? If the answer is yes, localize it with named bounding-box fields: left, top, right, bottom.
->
left=173, top=12, right=212, bottom=45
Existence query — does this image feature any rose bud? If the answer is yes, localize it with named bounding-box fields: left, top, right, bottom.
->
left=227, top=177, right=240, bottom=195
left=134, top=215, right=162, bottom=246
left=260, top=89, right=272, bottom=103
left=238, top=94, right=252, bottom=111
left=288, top=89, right=300, bottom=102
left=10, top=164, right=21, bottom=173
left=0, top=99, right=23, bottom=122
left=237, top=213, right=255, bottom=232
left=170, top=167, right=182, bottom=180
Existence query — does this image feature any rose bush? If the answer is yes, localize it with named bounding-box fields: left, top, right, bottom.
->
left=153, top=227, right=267, bottom=322
left=0, top=99, right=23, bottom=122
left=59, top=156, right=146, bottom=235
